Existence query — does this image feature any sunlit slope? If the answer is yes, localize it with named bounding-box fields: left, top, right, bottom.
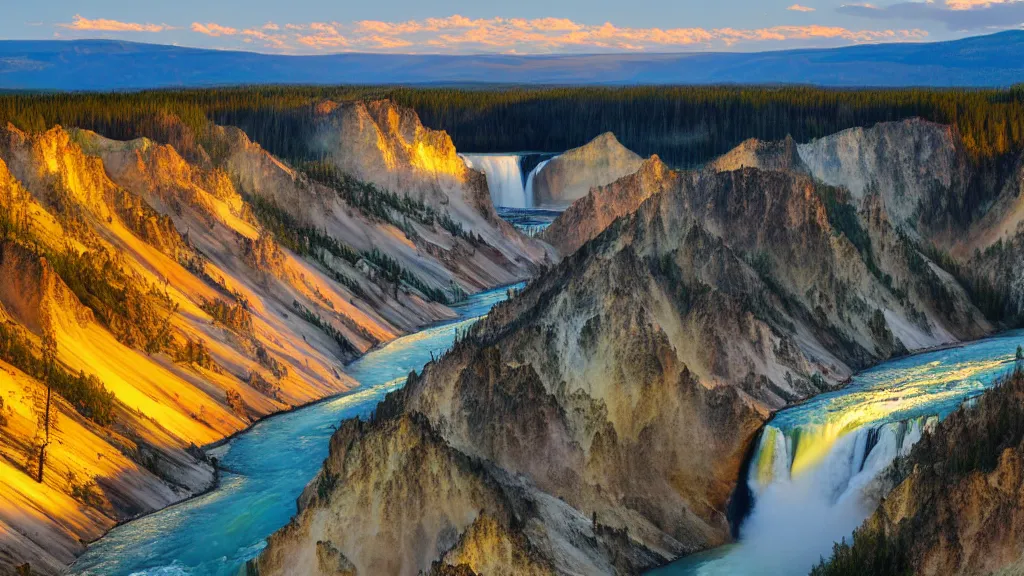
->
left=309, top=99, right=555, bottom=291
left=0, top=107, right=546, bottom=575
left=0, top=357, right=193, bottom=574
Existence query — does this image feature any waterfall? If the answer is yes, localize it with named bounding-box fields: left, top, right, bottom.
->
left=747, top=418, right=934, bottom=500
left=659, top=332, right=1024, bottom=576
left=524, top=159, right=551, bottom=208
left=686, top=416, right=936, bottom=576
left=461, top=154, right=529, bottom=208
left=461, top=154, right=557, bottom=209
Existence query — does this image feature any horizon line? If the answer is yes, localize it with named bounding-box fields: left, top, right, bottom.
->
left=1, top=29, right=1015, bottom=58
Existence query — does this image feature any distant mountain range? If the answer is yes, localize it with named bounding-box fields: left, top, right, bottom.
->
left=2, top=31, right=1024, bottom=90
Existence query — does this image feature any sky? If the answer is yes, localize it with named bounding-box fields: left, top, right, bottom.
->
left=3, top=0, right=1022, bottom=55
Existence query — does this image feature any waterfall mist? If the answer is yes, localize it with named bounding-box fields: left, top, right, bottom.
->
left=658, top=332, right=1024, bottom=576
left=704, top=420, right=931, bottom=575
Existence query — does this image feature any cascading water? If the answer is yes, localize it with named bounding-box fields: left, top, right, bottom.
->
left=708, top=416, right=935, bottom=575
left=524, top=158, right=551, bottom=207
left=495, top=207, right=562, bottom=237
left=655, top=330, right=1024, bottom=576
left=461, top=153, right=556, bottom=209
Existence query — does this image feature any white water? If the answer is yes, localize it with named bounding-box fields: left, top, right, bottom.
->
left=68, top=286, right=519, bottom=576
left=714, top=418, right=933, bottom=575
left=524, top=158, right=551, bottom=207
left=461, top=154, right=553, bottom=209
left=657, top=330, right=1024, bottom=576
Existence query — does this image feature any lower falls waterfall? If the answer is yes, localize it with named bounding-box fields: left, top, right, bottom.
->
left=665, top=416, right=939, bottom=576
left=658, top=331, right=1024, bottom=576
left=723, top=417, right=935, bottom=574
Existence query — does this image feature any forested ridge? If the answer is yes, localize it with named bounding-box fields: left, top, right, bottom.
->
left=3, top=85, right=1024, bottom=169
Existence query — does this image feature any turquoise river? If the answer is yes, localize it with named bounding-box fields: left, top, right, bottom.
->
left=69, top=287, right=1024, bottom=576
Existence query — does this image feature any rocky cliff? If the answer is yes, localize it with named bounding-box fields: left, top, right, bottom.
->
left=252, top=414, right=554, bottom=576
left=709, top=135, right=806, bottom=174
left=0, top=101, right=551, bottom=574
left=798, top=118, right=1024, bottom=324
left=797, top=119, right=968, bottom=238
left=540, top=156, right=679, bottom=256
left=310, top=99, right=554, bottom=290
left=256, top=130, right=992, bottom=573
left=530, top=133, right=645, bottom=208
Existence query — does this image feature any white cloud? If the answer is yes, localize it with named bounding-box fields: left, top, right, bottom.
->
left=59, top=15, right=173, bottom=33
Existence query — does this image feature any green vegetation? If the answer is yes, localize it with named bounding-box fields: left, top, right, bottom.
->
left=176, top=336, right=219, bottom=371
left=254, top=341, right=288, bottom=379
left=247, top=370, right=281, bottom=400
left=247, top=188, right=457, bottom=304
left=363, top=248, right=451, bottom=304
left=245, top=191, right=358, bottom=264
left=810, top=529, right=911, bottom=576
left=0, top=320, right=116, bottom=426
left=200, top=297, right=254, bottom=337
left=48, top=247, right=177, bottom=354
left=3, top=86, right=1022, bottom=165
left=300, top=161, right=436, bottom=227
left=815, top=184, right=883, bottom=279
left=437, top=211, right=477, bottom=243
left=244, top=192, right=366, bottom=294
left=225, top=389, right=247, bottom=419
left=303, top=162, right=475, bottom=242
left=916, top=238, right=1013, bottom=323
left=199, top=295, right=288, bottom=378
left=292, top=299, right=357, bottom=358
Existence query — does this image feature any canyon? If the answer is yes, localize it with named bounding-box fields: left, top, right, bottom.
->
left=0, top=100, right=548, bottom=575
left=4, top=99, right=1024, bottom=576
left=250, top=118, right=1024, bottom=575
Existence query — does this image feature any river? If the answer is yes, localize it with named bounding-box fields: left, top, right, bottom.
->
left=68, top=285, right=519, bottom=576
left=654, top=329, right=1024, bottom=576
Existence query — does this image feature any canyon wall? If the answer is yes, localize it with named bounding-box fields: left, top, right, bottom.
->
left=0, top=100, right=550, bottom=575
left=254, top=119, right=1001, bottom=575
left=530, top=133, right=645, bottom=208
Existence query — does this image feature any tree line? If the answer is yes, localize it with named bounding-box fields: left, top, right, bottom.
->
left=3, top=85, right=1024, bottom=168
left=4, top=84, right=1023, bottom=226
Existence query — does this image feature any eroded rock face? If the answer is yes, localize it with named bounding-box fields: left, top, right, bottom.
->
left=310, top=99, right=555, bottom=290
left=797, top=119, right=968, bottom=237
left=250, top=414, right=552, bottom=576
left=540, top=156, right=679, bottom=256
left=710, top=136, right=806, bottom=174
left=0, top=110, right=552, bottom=574
left=796, top=119, right=1024, bottom=322
left=258, top=159, right=991, bottom=574
left=313, top=100, right=470, bottom=203
left=531, top=133, right=645, bottom=208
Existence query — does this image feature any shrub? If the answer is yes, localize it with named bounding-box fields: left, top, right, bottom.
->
left=0, top=321, right=116, bottom=426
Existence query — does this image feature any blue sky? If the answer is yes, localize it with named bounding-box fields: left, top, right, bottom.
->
left=3, top=0, right=1022, bottom=54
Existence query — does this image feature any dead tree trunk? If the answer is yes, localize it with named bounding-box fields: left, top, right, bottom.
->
left=37, top=384, right=51, bottom=483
